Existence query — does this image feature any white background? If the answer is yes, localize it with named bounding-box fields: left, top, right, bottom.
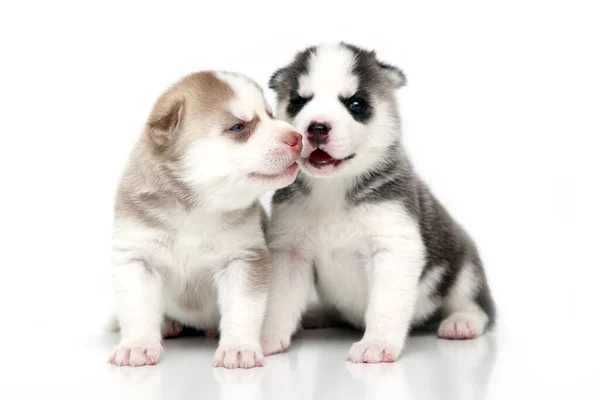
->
left=1, top=1, right=599, bottom=399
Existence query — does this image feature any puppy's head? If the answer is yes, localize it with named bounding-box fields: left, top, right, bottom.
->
left=269, top=43, right=405, bottom=178
left=146, top=71, right=301, bottom=209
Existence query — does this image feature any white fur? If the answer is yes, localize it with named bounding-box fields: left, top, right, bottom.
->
left=347, top=202, right=424, bottom=363
left=111, top=208, right=267, bottom=367
left=213, top=258, right=267, bottom=368
left=262, top=180, right=426, bottom=362
left=111, top=258, right=164, bottom=366
left=444, top=262, right=479, bottom=312
left=413, top=266, right=445, bottom=322
left=299, top=44, right=358, bottom=98
left=260, top=245, right=314, bottom=355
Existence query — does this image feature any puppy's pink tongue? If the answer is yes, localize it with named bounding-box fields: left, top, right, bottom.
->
left=309, top=149, right=335, bottom=164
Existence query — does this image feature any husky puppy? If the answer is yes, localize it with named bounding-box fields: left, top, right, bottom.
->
left=109, top=71, right=302, bottom=368
left=261, top=43, right=495, bottom=363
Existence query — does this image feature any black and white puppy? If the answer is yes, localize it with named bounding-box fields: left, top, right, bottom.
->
left=261, top=43, right=495, bottom=363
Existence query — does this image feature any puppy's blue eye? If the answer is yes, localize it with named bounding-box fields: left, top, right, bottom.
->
left=347, top=97, right=366, bottom=112
left=230, top=123, right=245, bottom=132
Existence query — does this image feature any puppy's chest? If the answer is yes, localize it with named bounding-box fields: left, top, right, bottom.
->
left=158, top=221, right=247, bottom=325
left=158, top=220, right=243, bottom=272
left=300, top=204, right=373, bottom=276
left=300, top=202, right=372, bottom=258
left=305, top=205, right=372, bottom=326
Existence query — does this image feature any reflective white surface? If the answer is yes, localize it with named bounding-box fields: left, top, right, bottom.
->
left=5, top=322, right=597, bottom=399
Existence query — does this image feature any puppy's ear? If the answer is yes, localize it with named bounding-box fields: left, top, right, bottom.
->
left=147, top=96, right=185, bottom=147
left=378, top=61, right=407, bottom=89
left=268, top=68, right=286, bottom=91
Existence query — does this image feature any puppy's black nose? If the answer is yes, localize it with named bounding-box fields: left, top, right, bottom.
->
left=307, top=122, right=330, bottom=146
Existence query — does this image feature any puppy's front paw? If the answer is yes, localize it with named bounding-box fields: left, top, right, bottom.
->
left=347, top=338, right=403, bottom=363
left=213, top=344, right=264, bottom=369
left=108, top=343, right=163, bottom=367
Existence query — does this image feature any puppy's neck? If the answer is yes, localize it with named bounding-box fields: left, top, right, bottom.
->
left=300, top=172, right=352, bottom=202
left=198, top=185, right=262, bottom=214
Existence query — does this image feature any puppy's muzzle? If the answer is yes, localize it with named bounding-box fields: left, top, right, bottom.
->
left=281, top=131, right=303, bottom=156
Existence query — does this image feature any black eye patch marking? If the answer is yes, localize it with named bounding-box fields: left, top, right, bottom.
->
left=339, top=91, right=373, bottom=123
left=286, top=91, right=313, bottom=118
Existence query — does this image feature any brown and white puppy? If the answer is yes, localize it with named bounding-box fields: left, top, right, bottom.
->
left=108, top=71, right=302, bottom=368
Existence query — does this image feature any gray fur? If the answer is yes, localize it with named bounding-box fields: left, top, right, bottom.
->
left=271, top=174, right=311, bottom=204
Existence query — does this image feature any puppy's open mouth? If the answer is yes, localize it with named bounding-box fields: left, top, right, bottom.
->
left=307, top=149, right=355, bottom=169
left=249, top=162, right=298, bottom=181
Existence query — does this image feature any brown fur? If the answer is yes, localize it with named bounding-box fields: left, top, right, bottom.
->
left=148, top=98, right=185, bottom=147
left=223, top=201, right=261, bottom=230
left=177, top=269, right=215, bottom=311
left=115, top=71, right=238, bottom=222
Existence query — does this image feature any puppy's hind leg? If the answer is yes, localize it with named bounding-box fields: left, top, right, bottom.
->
left=438, top=262, right=495, bottom=340
left=108, top=260, right=164, bottom=367
left=161, top=317, right=184, bottom=338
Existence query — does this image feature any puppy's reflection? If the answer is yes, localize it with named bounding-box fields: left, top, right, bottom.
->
left=108, top=362, right=164, bottom=400
left=213, top=366, right=265, bottom=400
left=311, top=329, right=497, bottom=400
left=304, top=328, right=413, bottom=400
left=428, top=334, right=497, bottom=400
left=261, top=352, right=307, bottom=400
left=345, top=333, right=497, bottom=400
left=345, top=361, right=415, bottom=400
